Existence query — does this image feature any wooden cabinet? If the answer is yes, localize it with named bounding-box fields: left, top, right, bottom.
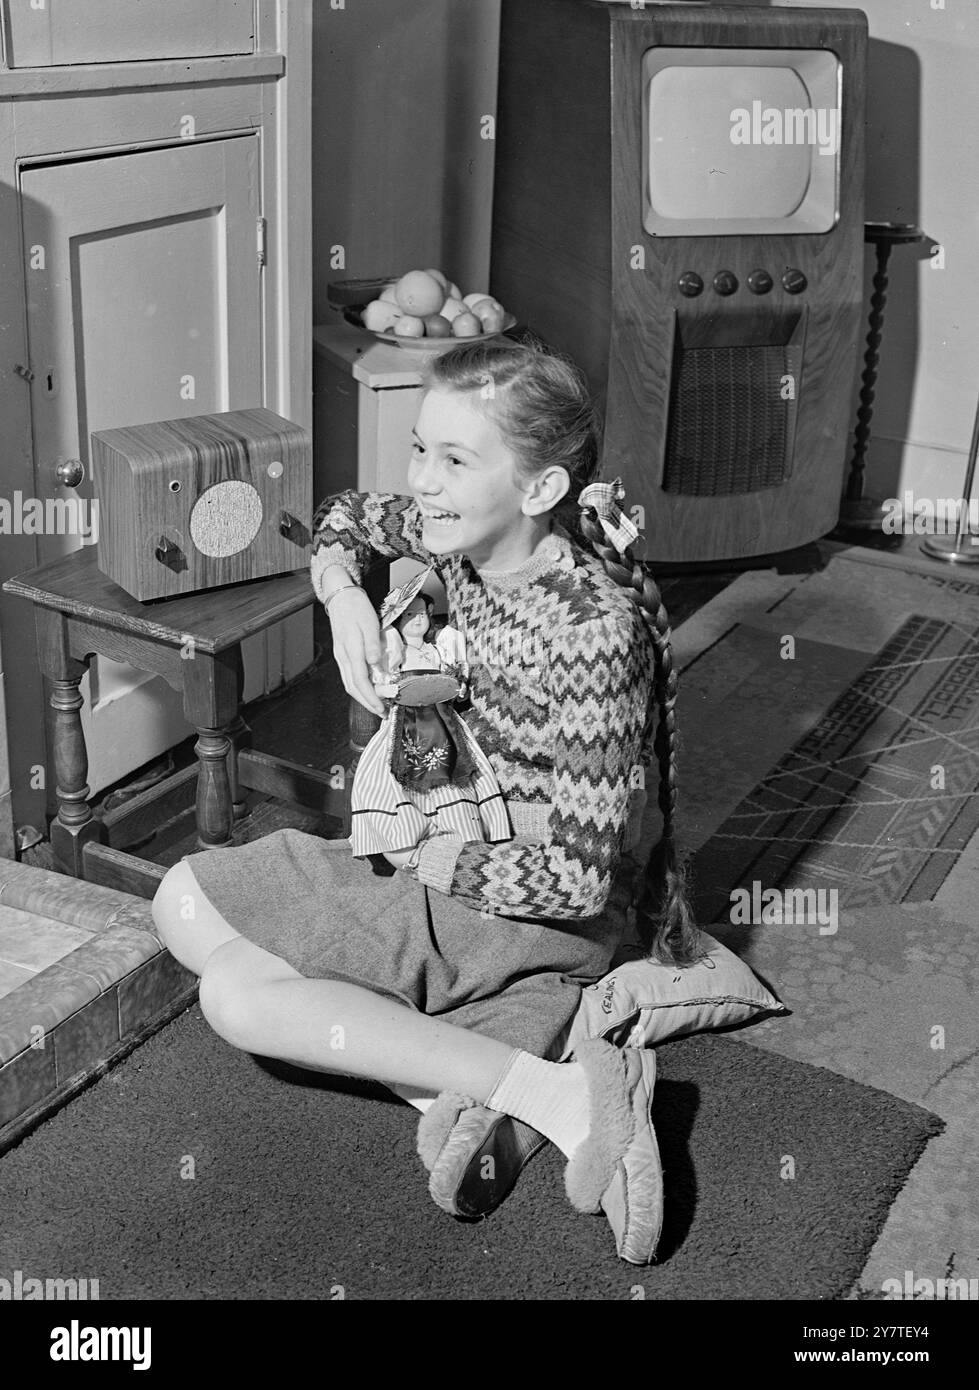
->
left=0, top=1, right=312, bottom=854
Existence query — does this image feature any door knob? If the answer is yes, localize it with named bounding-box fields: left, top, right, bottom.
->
left=54, top=459, right=85, bottom=488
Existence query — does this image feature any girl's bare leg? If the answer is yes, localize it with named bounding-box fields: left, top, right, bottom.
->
left=152, top=861, right=514, bottom=1101
left=384, top=1083, right=438, bottom=1113
left=200, top=937, right=514, bottom=1098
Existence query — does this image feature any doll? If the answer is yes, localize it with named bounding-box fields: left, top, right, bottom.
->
left=349, top=567, right=513, bottom=858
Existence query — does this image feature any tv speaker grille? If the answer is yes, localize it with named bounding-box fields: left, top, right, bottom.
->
left=662, top=344, right=802, bottom=497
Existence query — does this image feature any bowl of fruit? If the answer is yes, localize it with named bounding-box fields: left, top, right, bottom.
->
left=342, top=268, right=516, bottom=351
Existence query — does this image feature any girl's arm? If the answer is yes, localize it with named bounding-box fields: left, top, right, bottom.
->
left=409, top=608, right=654, bottom=921
left=310, top=490, right=436, bottom=605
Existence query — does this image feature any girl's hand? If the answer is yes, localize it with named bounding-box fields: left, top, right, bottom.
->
left=327, top=587, right=387, bottom=717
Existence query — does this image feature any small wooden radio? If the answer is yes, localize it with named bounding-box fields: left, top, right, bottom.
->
left=91, top=408, right=312, bottom=601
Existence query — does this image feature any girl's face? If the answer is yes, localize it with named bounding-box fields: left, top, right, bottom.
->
left=408, top=387, right=549, bottom=571
left=397, top=597, right=430, bottom=642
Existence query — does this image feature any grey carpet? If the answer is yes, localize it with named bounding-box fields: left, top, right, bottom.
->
left=0, top=1006, right=942, bottom=1301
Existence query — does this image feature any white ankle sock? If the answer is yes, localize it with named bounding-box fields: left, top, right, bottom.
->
left=485, top=1051, right=591, bottom=1159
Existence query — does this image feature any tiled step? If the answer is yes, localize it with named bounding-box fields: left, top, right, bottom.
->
left=0, top=861, right=196, bottom=1155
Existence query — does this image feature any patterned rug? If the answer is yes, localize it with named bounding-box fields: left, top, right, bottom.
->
left=687, top=610, right=979, bottom=926
left=663, top=547, right=979, bottom=929
left=664, top=545, right=979, bottom=1293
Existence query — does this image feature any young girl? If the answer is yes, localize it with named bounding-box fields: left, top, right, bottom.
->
left=152, top=340, right=698, bottom=1266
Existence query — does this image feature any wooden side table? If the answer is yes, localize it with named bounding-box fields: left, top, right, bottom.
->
left=4, top=548, right=345, bottom=898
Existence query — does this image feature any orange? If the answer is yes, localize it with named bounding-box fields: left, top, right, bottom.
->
left=395, top=270, right=445, bottom=318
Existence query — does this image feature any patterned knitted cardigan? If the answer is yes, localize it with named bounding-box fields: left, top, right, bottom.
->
left=312, top=490, right=656, bottom=923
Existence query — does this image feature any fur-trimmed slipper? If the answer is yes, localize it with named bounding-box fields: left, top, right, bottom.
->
left=417, top=1092, right=548, bottom=1221
left=564, top=1038, right=664, bottom=1265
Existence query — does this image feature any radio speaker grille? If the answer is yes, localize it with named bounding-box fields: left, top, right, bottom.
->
left=662, top=344, right=803, bottom=497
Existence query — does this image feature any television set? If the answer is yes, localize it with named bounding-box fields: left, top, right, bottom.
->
left=490, top=0, right=868, bottom=563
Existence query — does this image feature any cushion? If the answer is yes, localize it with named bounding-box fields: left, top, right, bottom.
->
left=562, top=931, right=786, bottom=1054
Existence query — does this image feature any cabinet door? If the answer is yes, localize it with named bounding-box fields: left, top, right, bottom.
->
left=19, top=136, right=263, bottom=797
left=3, top=0, right=255, bottom=67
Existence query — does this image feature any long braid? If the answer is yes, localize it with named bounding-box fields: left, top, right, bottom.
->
left=576, top=511, right=699, bottom=965
left=426, top=339, right=699, bottom=964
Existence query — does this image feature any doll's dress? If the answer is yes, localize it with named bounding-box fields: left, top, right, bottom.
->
left=349, top=630, right=513, bottom=857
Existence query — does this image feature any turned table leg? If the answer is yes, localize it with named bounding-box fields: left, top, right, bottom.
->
left=226, top=715, right=250, bottom=823
left=48, top=669, right=105, bottom=877
left=183, top=649, right=241, bottom=851
left=194, top=727, right=234, bottom=848
left=225, top=649, right=249, bottom=823
left=34, top=608, right=106, bottom=878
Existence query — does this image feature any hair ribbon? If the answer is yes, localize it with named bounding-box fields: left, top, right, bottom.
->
left=578, top=478, right=639, bottom=554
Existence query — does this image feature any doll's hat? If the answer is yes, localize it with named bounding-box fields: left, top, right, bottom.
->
left=379, top=566, right=437, bottom=630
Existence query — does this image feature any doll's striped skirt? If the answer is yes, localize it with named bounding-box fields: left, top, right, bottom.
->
left=349, top=710, right=514, bottom=858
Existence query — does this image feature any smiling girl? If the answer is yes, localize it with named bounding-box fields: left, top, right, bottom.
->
left=152, top=340, right=698, bottom=1265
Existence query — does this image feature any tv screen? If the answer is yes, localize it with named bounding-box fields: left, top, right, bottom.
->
left=642, top=47, right=841, bottom=236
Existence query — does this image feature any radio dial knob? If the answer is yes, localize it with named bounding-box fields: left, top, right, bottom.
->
left=713, top=270, right=739, bottom=296
left=782, top=269, right=808, bottom=294
left=747, top=269, right=774, bottom=295
left=677, top=271, right=704, bottom=298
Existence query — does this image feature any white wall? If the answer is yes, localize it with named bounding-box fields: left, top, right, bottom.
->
left=760, top=0, right=978, bottom=501
left=311, top=0, right=500, bottom=324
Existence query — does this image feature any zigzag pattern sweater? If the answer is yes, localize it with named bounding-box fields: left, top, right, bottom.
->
left=312, top=491, right=656, bottom=922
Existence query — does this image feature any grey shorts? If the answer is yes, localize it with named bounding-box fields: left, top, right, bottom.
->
left=183, top=829, right=631, bottom=1058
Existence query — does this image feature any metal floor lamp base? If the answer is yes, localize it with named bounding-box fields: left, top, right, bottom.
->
left=919, top=533, right=979, bottom=565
